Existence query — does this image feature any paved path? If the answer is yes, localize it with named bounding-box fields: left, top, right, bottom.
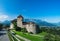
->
left=10, top=31, right=20, bottom=41
left=0, top=29, right=10, bottom=41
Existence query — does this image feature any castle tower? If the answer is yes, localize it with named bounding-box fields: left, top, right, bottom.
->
left=17, top=15, right=24, bottom=28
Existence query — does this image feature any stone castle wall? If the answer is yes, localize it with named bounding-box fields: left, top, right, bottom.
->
left=10, top=23, right=14, bottom=29
left=26, top=23, right=36, bottom=34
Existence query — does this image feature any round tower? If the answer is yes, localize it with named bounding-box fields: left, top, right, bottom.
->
left=17, top=15, right=24, bottom=28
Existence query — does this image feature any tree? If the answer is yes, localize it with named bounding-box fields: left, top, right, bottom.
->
left=0, top=23, right=3, bottom=30
left=21, top=28, right=27, bottom=34
left=44, top=33, right=54, bottom=41
left=54, top=35, right=60, bottom=41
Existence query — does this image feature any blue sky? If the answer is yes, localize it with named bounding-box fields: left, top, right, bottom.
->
left=0, top=0, right=60, bottom=23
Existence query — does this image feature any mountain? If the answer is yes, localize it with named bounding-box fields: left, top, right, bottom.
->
left=53, top=22, right=60, bottom=26
left=0, top=19, right=56, bottom=27
left=2, top=20, right=11, bottom=26
left=24, top=19, right=56, bottom=26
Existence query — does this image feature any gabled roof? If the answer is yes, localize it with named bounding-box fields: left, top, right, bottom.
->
left=22, top=22, right=36, bottom=25
left=17, top=15, right=23, bottom=18
left=23, top=22, right=27, bottom=25
left=27, top=22, right=36, bottom=24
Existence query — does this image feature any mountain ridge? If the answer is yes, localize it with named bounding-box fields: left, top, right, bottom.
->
left=0, top=19, right=57, bottom=27
left=24, top=19, right=56, bottom=26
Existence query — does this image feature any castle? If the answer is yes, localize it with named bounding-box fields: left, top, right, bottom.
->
left=10, top=15, right=40, bottom=34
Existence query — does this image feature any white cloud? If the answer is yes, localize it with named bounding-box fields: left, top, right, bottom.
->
left=0, top=15, right=8, bottom=19
left=0, top=13, right=9, bottom=22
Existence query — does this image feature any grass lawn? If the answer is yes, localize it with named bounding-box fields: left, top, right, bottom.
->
left=38, top=32, right=48, bottom=36
left=12, top=30, right=47, bottom=41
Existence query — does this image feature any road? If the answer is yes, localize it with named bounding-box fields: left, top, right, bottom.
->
left=0, top=29, right=10, bottom=41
